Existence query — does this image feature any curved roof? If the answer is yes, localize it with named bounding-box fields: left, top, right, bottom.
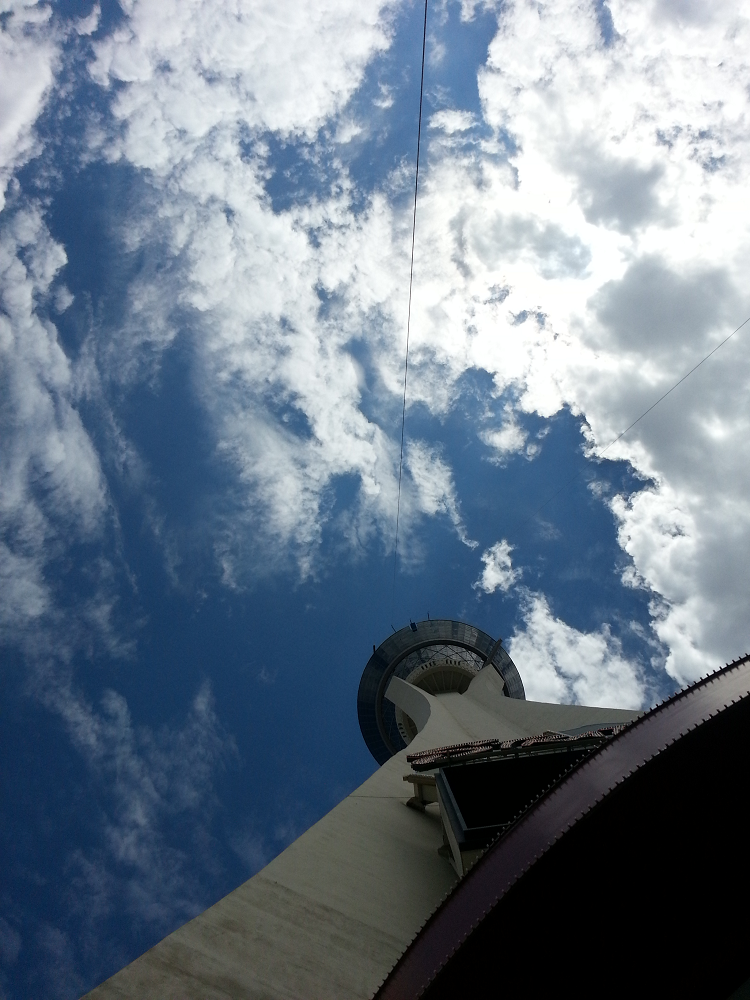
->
left=375, top=652, right=750, bottom=999
left=357, top=619, right=526, bottom=764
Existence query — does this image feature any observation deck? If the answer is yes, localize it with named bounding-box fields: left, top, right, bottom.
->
left=357, top=619, right=525, bottom=764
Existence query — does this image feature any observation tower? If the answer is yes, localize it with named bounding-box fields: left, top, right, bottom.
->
left=83, top=621, right=750, bottom=999
left=357, top=618, right=525, bottom=763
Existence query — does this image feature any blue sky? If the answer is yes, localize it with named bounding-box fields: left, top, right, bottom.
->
left=2, top=0, right=750, bottom=995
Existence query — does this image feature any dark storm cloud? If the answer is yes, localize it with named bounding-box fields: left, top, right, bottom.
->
left=591, top=256, right=734, bottom=354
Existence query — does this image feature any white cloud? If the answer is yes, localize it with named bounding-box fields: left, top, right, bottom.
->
left=508, top=591, right=645, bottom=707
left=405, top=439, right=477, bottom=548
left=84, top=0, right=750, bottom=683
left=38, top=673, right=236, bottom=934
left=479, top=404, right=528, bottom=461
left=76, top=3, right=100, bottom=36
left=430, top=109, right=476, bottom=133
left=473, top=538, right=519, bottom=593
left=89, top=0, right=397, bottom=165
left=0, top=205, right=109, bottom=643
left=358, top=0, right=750, bottom=682
left=480, top=423, right=526, bottom=458
left=0, top=1, right=58, bottom=209
left=84, top=1, right=456, bottom=579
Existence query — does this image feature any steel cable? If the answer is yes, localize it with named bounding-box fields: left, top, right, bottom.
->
left=392, top=0, right=429, bottom=615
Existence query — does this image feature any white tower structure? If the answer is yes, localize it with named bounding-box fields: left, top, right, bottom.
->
left=82, top=619, right=642, bottom=998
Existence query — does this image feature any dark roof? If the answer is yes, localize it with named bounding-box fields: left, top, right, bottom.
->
left=376, top=653, right=750, bottom=999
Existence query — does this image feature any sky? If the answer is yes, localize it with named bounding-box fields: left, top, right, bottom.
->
left=1, top=0, right=750, bottom=995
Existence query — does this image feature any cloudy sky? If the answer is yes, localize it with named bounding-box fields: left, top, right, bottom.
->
left=2, top=0, right=750, bottom=994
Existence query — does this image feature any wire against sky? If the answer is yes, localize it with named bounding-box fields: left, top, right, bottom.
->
left=392, top=0, right=428, bottom=614
left=388, top=0, right=745, bottom=605
left=515, top=313, right=750, bottom=533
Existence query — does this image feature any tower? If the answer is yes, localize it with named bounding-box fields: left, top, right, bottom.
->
left=82, top=622, right=750, bottom=999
